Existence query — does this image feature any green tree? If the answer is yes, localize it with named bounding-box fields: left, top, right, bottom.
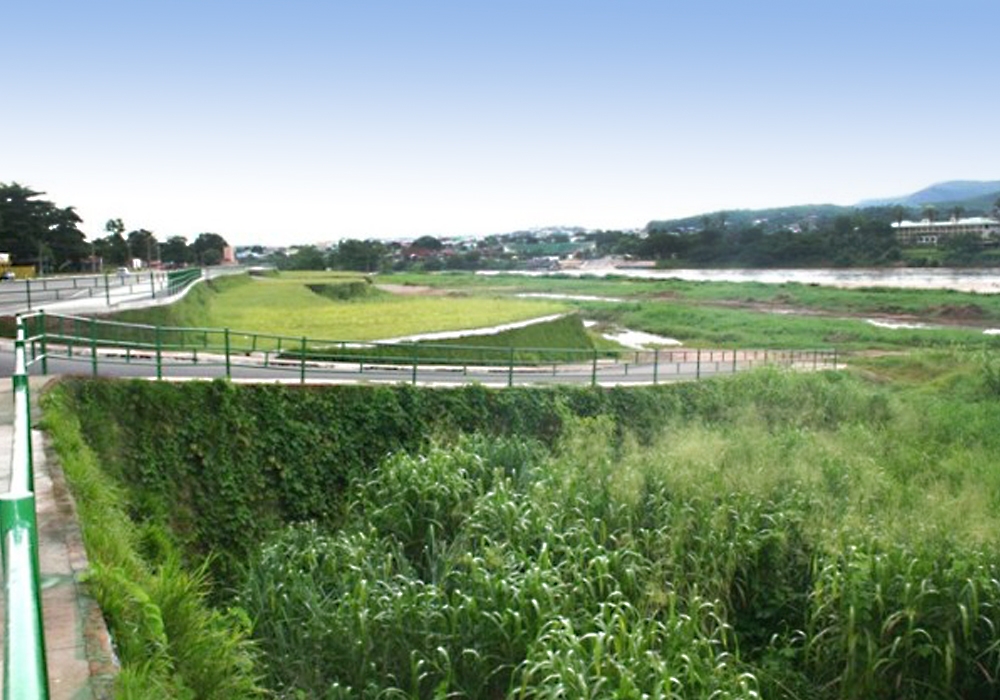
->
left=410, top=235, right=443, bottom=251
left=94, top=233, right=129, bottom=266
left=127, top=228, right=158, bottom=266
left=160, top=236, right=193, bottom=265
left=0, top=182, right=88, bottom=270
left=330, top=239, right=387, bottom=272
left=282, top=245, right=327, bottom=270
left=191, top=233, right=229, bottom=265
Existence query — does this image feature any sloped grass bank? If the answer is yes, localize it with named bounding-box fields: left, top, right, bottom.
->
left=298, top=313, right=602, bottom=364
left=46, top=360, right=1000, bottom=698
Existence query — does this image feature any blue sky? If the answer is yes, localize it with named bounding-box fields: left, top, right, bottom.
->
left=5, top=0, right=999, bottom=246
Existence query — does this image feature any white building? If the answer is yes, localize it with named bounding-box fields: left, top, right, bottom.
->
left=892, top=216, right=1000, bottom=246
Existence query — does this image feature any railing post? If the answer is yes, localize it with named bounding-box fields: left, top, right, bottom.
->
left=90, top=317, right=98, bottom=377
left=591, top=349, right=598, bottom=387
left=508, top=346, right=514, bottom=387
left=413, top=343, right=420, bottom=386
left=150, top=271, right=156, bottom=298
left=300, top=336, right=307, bottom=384
left=104, top=273, right=111, bottom=305
left=653, top=348, right=659, bottom=385
left=224, top=328, right=232, bottom=379
left=155, top=325, right=163, bottom=380
left=732, top=349, right=737, bottom=374
left=39, top=310, right=48, bottom=376
left=696, top=348, right=701, bottom=380
left=25, top=277, right=32, bottom=311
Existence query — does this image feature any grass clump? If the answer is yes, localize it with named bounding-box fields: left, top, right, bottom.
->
left=40, top=386, right=263, bottom=698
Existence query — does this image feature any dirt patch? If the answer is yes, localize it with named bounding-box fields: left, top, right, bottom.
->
left=376, top=284, right=449, bottom=296
left=932, top=303, right=986, bottom=321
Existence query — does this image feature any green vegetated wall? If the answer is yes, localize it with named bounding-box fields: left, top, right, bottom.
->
left=48, top=370, right=1000, bottom=699
left=54, top=378, right=677, bottom=585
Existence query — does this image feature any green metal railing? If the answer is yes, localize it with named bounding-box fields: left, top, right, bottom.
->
left=2, top=318, right=49, bottom=699
left=18, top=311, right=838, bottom=387
left=0, top=266, right=217, bottom=315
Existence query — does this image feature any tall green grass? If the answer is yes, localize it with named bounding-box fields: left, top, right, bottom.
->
left=48, top=354, right=1000, bottom=698
left=234, top=364, right=1000, bottom=698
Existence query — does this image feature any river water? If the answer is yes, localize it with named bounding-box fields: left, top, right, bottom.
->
left=483, top=267, right=1000, bottom=294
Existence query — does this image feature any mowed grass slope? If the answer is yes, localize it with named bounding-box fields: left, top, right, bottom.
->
left=214, top=280, right=565, bottom=342
left=115, top=272, right=569, bottom=342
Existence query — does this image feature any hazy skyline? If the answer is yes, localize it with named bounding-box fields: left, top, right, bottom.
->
left=5, top=0, right=999, bottom=246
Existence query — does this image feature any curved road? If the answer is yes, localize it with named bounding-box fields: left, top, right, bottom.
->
left=1, top=341, right=833, bottom=387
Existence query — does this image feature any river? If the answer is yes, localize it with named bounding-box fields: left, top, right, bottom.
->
left=481, top=266, right=1000, bottom=294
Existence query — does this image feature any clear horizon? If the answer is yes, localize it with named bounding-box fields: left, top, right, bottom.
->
left=5, top=0, right=1000, bottom=247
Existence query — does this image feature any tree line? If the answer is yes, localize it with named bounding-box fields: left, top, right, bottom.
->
left=1, top=182, right=228, bottom=272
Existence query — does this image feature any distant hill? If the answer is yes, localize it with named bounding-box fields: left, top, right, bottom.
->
left=858, top=180, right=1000, bottom=208
left=645, top=180, right=1000, bottom=234
left=647, top=204, right=847, bottom=233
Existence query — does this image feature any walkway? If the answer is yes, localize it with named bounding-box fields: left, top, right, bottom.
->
left=0, top=377, right=115, bottom=698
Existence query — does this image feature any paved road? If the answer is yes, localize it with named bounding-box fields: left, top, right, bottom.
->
left=0, top=272, right=170, bottom=316
left=2, top=341, right=828, bottom=386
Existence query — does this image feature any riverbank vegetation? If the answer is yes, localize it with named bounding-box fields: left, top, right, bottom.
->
left=103, top=270, right=1000, bottom=354
left=45, top=350, right=1000, bottom=698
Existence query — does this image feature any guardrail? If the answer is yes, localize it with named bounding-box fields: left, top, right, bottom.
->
left=2, top=318, right=50, bottom=699
left=0, top=266, right=241, bottom=315
left=17, top=311, right=838, bottom=386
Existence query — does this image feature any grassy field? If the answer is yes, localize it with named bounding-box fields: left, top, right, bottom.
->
left=383, top=271, right=1000, bottom=350
left=112, top=272, right=569, bottom=344
left=99, top=270, right=1000, bottom=355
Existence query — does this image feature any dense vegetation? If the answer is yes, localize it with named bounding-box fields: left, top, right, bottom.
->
left=0, top=182, right=229, bottom=270
left=46, top=355, right=1000, bottom=698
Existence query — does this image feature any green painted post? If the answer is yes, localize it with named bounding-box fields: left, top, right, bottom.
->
left=155, top=326, right=163, bottom=380
left=25, top=278, right=32, bottom=311
left=150, top=271, right=156, bottom=298
left=90, top=317, right=98, bottom=377
left=0, top=494, right=51, bottom=700
left=413, top=343, right=420, bottom=386
left=224, top=328, right=232, bottom=379
left=591, top=349, right=598, bottom=387
left=104, top=273, right=110, bottom=305
left=508, top=346, right=514, bottom=387
left=833, top=348, right=838, bottom=369
left=39, top=310, right=48, bottom=375
left=300, top=336, right=307, bottom=384
left=653, top=348, right=659, bottom=385
left=732, top=349, right=737, bottom=374
left=696, top=348, right=701, bottom=380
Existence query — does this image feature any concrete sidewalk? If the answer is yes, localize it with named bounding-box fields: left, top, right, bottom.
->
left=0, top=378, right=116, bottom=698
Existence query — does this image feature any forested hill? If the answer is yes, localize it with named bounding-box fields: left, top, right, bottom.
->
left=646, top=180, right=1000, bottom=236
left=858, top=180, right=1000, bottom=208
left=646, top=204, right=846, bottom=234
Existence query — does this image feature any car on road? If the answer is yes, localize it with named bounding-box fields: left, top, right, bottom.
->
left=0, top=270, right=15, bottom=281
left=116, top=267, right=130, bottom=278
